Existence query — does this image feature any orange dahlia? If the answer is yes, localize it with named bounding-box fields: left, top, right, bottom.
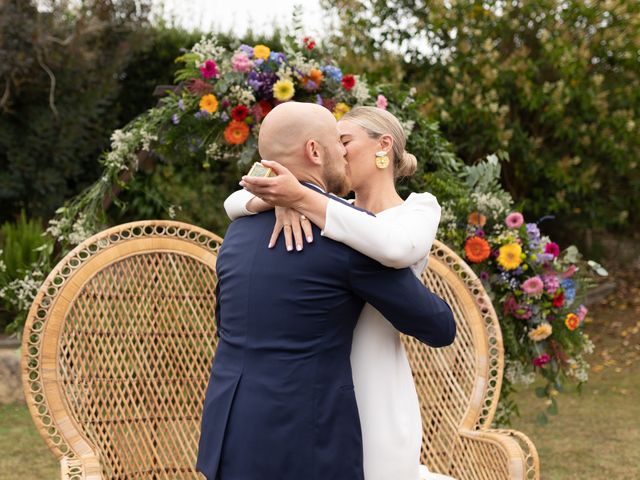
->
left=224, top=120, right=250, bottom=145
left=468, top=211, right=487, bottom=227
left=464, top=236, right=491, bottom=263
left=301, top=68, right=324, bottom=90
left=565, top=313, right=580, bottom=331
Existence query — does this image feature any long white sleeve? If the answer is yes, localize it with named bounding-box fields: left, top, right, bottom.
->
left=223, top=189, right=259, bottom=221
left=321, top=192, right=441, bottom=269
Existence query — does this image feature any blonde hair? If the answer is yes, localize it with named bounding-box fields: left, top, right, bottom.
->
left=341, top=106, right=417, bottom=178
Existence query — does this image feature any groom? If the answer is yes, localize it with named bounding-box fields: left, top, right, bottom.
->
left=196, top=102, right=456, bottom=480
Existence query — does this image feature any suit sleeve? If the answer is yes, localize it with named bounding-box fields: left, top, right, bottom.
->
left=321, top=192, right=441, bottom=268
left=223, top=189, right=258, bottom=221
left=347, top=249, right=456, bottom=347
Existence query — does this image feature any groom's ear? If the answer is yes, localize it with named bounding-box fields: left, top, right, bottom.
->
left=304, top=139, right=323, bottom=166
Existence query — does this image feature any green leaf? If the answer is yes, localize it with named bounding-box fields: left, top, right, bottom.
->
left=547, top=398, right=559, bottom=416
left=536, top=412, right=549, bottom=426
left=535, top=387, right=547, bottom=398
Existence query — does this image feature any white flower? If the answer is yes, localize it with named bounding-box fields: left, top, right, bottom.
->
left=504, top=360, right=536, bottom=386
left=351, top=76, right=371, bottom=105
left=191, top=35, right=226, bottom=67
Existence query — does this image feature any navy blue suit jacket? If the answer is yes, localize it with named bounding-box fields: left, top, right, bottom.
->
left=196, top=188, right=456, bottom=480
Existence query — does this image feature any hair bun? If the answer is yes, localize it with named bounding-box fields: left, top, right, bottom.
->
left=396, top=151, right=417, bottom=178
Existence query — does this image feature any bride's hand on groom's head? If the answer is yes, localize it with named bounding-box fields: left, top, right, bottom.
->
left=269, top=207, right=314, bottom=252
left=240, top=160, right=304, bottom=208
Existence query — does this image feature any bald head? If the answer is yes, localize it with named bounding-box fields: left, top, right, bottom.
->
left=257, top=101, right=350, bottom=194
left=258, top=102, right=337, bottom=165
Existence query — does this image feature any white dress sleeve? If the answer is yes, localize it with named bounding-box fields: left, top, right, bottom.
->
left=321, top=192, right=441, bottom=269
left=223, top=189, right=259, bottom=221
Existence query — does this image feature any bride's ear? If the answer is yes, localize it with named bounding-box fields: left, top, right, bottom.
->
left=304, top=139, right=323, bottom=166
left=379, top=134, right=393, bottom=154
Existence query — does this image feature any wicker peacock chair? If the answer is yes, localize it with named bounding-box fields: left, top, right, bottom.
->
left=21, top=220, right=539, bottom=479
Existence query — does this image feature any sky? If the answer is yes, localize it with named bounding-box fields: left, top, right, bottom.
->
left=156, top=0, right=330, bottom=39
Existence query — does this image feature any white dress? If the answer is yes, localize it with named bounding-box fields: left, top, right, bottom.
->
left=224, top=189, right=455, bottom=480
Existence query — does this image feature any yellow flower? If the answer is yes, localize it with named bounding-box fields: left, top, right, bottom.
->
left=333, top=102, right=351, bottom=120
left=273, top=79, right=295, bottom=101
left=253, top=44, right=271, bottom=60
left=199, top=94, right=219, bottom=113
left=497, top=243, right=522, bottom=270
left=565, top=313, right=580, bottom=331
left=528, top=323, right=552, bottom=342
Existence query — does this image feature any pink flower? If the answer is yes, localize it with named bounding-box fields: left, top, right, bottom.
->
left=231, top=52, right=253, bottom=73
left=545, top=242, right=560, bottom=257
left=533, top=354, right=551, bottom=367
left=200, top=59, right=219, bottom=79
left=542, top=274, right=560, bottom=294
left=576, top=305, right=588, bottom=323
left=505, top=212, right=524, bottom=229
left=503, top=295, right=533, bottom=320
left=561, top=264, right=577, bottom=279
left=521, top=276, right=544, bottom=295
left=376, top=94, right=388, bottom=110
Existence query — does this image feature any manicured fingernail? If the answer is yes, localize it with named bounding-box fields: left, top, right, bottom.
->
left=306, top=236, right=313, bottom=242
left=268, top=242, right=273, bottom=248
left=296, top=244, right=302, bottom=251
left=287, top=245, right=293, bottom=251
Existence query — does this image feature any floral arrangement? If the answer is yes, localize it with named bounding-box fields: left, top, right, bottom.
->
left=458, top=204, right=594, bottom=422
left=162, top=35, right=376, bottom=168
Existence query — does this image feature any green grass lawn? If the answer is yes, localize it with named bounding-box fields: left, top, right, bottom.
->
left=2, top=364, right=638, bottom=479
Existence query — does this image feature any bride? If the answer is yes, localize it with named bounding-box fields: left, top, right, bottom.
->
left=225, top=106, right=455, bottom=480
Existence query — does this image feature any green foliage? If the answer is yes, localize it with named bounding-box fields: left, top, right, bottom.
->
left=0, top=211, right=51, bottom=332
left=325, top=0, right=640, bottom=237
left=0, top=211, right=46, bottom=281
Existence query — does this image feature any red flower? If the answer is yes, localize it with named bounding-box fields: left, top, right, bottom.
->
left=552, top=291, right=565, bottom=307
left=186, top=78, right=213, bottom=95
left=307, top=41, right=316, bottom=50
left=258, top=100, right=273, bottom=118
left=231, top=105, right=249, bottom=121
left=341, top=74, right=356, bottom=90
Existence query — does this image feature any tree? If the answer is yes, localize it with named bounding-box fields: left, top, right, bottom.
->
left=324, top=0, right=640, bottom=243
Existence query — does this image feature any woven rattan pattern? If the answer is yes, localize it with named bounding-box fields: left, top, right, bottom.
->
left=22, top=221, right=538, bottom=479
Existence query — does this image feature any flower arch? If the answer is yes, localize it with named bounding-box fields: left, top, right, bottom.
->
left=13, top=34, right=597, bottom=425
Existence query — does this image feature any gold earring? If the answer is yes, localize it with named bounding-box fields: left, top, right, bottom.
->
left=375, top=151, right=390, bottom=169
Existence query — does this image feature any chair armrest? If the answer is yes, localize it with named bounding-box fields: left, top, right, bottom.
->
left=454, top=429, right=537, bottom=479
left=60, top=454, right=103, bottom=480
left=491, top=428, right=540, bottom=480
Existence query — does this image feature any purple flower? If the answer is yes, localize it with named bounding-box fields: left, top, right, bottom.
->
left=178, top=99, right=185, bottom=111
left=475, top=229, right=485, bottom=237
left=194, top=110, right=210, bottom=119
left=480, top=271, right=489, bottom=281
left=247, top=70, right=278, bottom=100
left=526, top=223, right=541, bottom=245
left=220, top=112, right=229, bottom=122
left=239, top=44, right=254, bottom=57
left=316, top=94, right=323, bottom=105
left=171, top=113, right=180, bottom=125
